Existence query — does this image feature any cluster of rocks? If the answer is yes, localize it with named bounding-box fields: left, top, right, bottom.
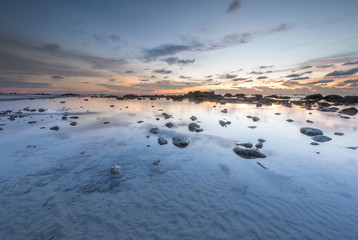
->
left=233, top=138, right=267, bottom=159
left=300, top=127, right=332, bottom=144
left=219, top=120, right=231, bottom=127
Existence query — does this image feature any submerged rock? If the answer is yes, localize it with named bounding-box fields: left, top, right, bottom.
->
left=300, top=127, right=323, bottom=136
left=255, top=142, right=263, bottom=149
left=248, top=126, right=257, bottom=129
left=233, top=146, right=267, bottom=159
left=334, top=132, right=344, bottom=136
left=152, top=159, right=161, bottom=166
left=162, top=112, right=172, bottom=119
left=190, top=116, right=197, bottom=121
left=221, top=109, right=228, bottom=113
left=311, top=142, right=319, bottom=145
left=158, top=136, right=168, bottom=145
left=172, top=136, right=190, bottom=148
left=149, top=127, right=159, bottom=134
left=110, top=165, right=121, bottom=175
left=188, top=123, right=203, bottom=132
left=219, top=120, right=226, bottom=127
left=339, top=107, right=358, bottom=116
left=306, top=120, right=314, bottom=123
left=258, top=138, right=266, bottom=143
left=311, top=135, right=332, bottom=142
left=286, top=119, right=294, bottom=122
left=70, top=122, right=78, bottom=126
left=257, top=162, right=268, bottom=169
left=137, top=120, right=144, bottom=123
left=165, top=122, right=174, bottom=128
left=252, top=116, right=260, bottom=122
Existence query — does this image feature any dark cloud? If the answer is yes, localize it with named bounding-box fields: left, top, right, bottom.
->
left=300, top=65, right=312, bottom=69
left=226, top=0, right=241, bottom=14
left=232, top=77, right=248, bottom=81
left=0, top=79, right=52, bottom=88
left=125, top=70, right=134, bottom=74
left=257, top=76, right=268, bottom=80
left=306, top=79, right=334, bottom=85
left=205, top=75, right=212, bottom=78
left=162, top=57, right=195, bottom=65
left=335, top=78, right=358, bottom=87
left=42, top=43, right=61, bottom=52
left=93, top=33, right=121, bottom=43
left=225, top=74, right=237, bottom=79
left=51, top=75, right=64, bottom=80
left=153, top=69, right=172, bottom=74
left=268, top=24, right=293, bottom=33
left=342, top=60, right=358, bottom=65
left=326, top=68, right=358, bottom=77
left=109, top=78, right=116, bottom=81
left=83, top=81, right=89, bottom=84
left=179, top=75, right=191, bottom=79
left=260, top=65, right=273, bottom=69
left=316, top=64, right=334, bottom=68
left=249, top=71, right=263, bottom=75
left=292, top=77, right=310, bottom=80
left=140, top=79, right=149, bottom=82
left=150, top=75, right=156, bottom=78
left=286, top=73, right=301, bottom=78
left=144, top=44, right=191, bottom=61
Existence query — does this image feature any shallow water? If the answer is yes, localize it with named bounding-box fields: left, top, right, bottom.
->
left=0, top=97, right=357, bottom=239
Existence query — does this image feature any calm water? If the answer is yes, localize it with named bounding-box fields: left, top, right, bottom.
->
left=0, top=97, right=357, bottom=239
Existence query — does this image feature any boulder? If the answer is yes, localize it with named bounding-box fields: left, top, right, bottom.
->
left=162, top=112, right=172, bottom=119
left=233, top=146, right=267, bottom=159
left=258, top=138, right=266, bottom=143
left=255, top=142, right=263, bottom=149
left=172, top=136, right=190, bottom=148
left=286, top=119, right=294, bottom=122
left=70, top=122, right=78, bottom=126
left=252, top=116, right=260, bottom=122
left=221, top=109, right=228, bottom=113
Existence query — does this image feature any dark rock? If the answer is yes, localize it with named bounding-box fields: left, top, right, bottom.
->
left=312, top=135, right=332, bottom=142
left=334, top=132, right=344, bottom=136
left=286, top=119, right=294, bottom=122
left=235, top=142, right=253, bottom=148
left=62, top=116, right=68, bottom=120
left=103, top=121, right=110, bottom=124
left=188, top=122, right=203, bottom=132
left=274, top=113, right=281, bottom=115
left=219, top=120, right=226, bottom=127
left=258, top=138, right=266, bottom=143
left=310, top=142, right=319, bottom=146
left=257, top=162, right=268, bottom=169
left=252, top=116, right=260, bottom=122
left=38, top=108, right=45, bottom=112
left=305, top=94, right=323, bottom=100
left=172, top=136, right=190, bottom=148
left=60, top=101, right=66, bottom=103
left=324, top=94, right=344, bottom=102
left=300, top=127, right=323, bottom=136
left=149, top=127, right=159, bottom=134
left=70, top=116, right=79, bottom=119
left=110, top=165, right=121, bottom=175
left=342, top=96, right=358, bottom=104
left=190, top=116, right=197, bottom=121
left=248, top=126, right=257, bottom=129
left=110, top=105, right=115, bottom=107
left=255, top=142, right=263, bottom=149
left=339, top=107, right=358, bottom=116
left=28, top=121, right=37, bottom=124
left=233, top=146, right=267, bottom=159
left=162, top=112, right=172, bottom=119
left=221, top=109, right=228, bottom=113
left=50, top=126, right=59, bottom=131
left=165, top=122, right=174, bottom=128
left=70, top=122, right=78, bottom=126
left=306, top=120, right=314, bottom=123
left=158, top=136, right=168, bottom=145
left=152, top=159, right=161, bottom=166
left=137, top=120, right=144, bottom=123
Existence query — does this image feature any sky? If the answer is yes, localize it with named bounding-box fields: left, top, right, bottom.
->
left=1, top=0, right=358, bottom=95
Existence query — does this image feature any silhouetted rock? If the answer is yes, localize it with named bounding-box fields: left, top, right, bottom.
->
left=221, top=109, right=228, bottom=113
left=50, top=126, right=59, bottom=131
left=172, top=136, right=190, bottom=148
left=324, top=94, right=344, bottom=102
left=339, top=107, right=358, bottom=116
left=233, top=146, right=267, bottom=159
left=252, top=116, right=260, bottom=122
left=310, top=142, right=319, bottom=146
left=287, top=119, right=294, bottom=122
left=306, top=120, right=314, bottom=123
left=70, top=122, right=78, bottom=126
left=162, top=112, right=172, bottom=119
left=219, top=120, right=226, bottom=127
left=305, top=94, right=323, bottom=100
left=258, top=138, right=266, bottom=143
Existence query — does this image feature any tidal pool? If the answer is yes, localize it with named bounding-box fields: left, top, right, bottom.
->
left=0, top=97, right=357, bottom=239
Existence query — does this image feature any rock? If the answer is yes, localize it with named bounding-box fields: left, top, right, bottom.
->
left=152, top=159, right=161, bottom=166
left=275, top=113, right=281, bottom=115
left=221, top=109, right=228, bottom=113
left=103, top=121, right=110, bottom=124
left=252, top=116, right=260, bottom=122
left=137, top=120, right=144, bottom=123
left=70, top=122, right=78, bottom=126
left=334, top=132, right=344, bottom=136
left=158, top=136, right=168, bottom=145
left=110, top=105, right=115, bottom=107
left=339, top=107, right=358, bottom=116
left=233, top=146, right=267, bottom=159
left=70, top=116, right=79, bottom=119
left=155, top=118, right=160, bottom=121
left=286, top=119, right=294, bottom=122
left=226, top=121, right=231, bottom=125
left=255, top=142, right=263, bottom=149
left=310, top=142, right=319, bottom=145
left=110, top=165, right=121, bottom=175
left=235, top=142, right=253, bottom=148
left=172, top=136, right=190, bottom=148
left=219, top=120, right=226, bottom=127
left=146, top=145, right=150, bottom=147
left=257, top=162, right=268, bottom=169
left=306, top=120, right=314, bottom=123
left=0, top=127, right=3, bottom=131
left=38, top=108, right=45, bottom=112
left=149, top=127, right=159, bottom=134
left=188, top=123, right=203, bottom=132
left=300, top=127, right=323, bottom=136
left=248, top=126, right=257, bottom=129
left=305, top=94, right=323, bottom=100
left=162, top=113, right=172, bottom=119
left=60, top=101, right=66, bottom=103
left=190, top=116, right=197, bottom=121
left=28, top=121, right=37, bottom=124
left=62, top=116, right=68, bottom=120
left=50, top=126, right=59, bottom=131
left=165, top=122, right=174, bottom=128
left=258, top=138, right=266, bottom=143
left=247, top=116, right=253, bottom=119
left=311, top=135, right=332, bottom=142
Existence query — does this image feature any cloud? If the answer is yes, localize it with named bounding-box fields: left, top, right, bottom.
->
left=83, top=81, right=89, bottom=84
left=179, top=75, right=191, bottom=79
left=260, top=65, right=273, bottom=69
left=316, top=64, right=334, bottom=68
left=326, top=68, right=358, bottom=77
left=286, top=73, right=302, bottom=78
left=140, top=79, right=149, bottom=82
left=162, top=57, right=195, bottom=65
left=153, top=69, right=172, bottom=74
left=292, top=77, right=310, bottom=80
left=144, top=44, right=192, bottom=61
left=306, top=79, right=334, bottom=85
left=257, top=76, right=268, bottom=80
left=109, top=78, right=116, bottom=81
left=232, top=77, right=248, bottom=81
left=335, top=78, right=358, bottom=87
left=342, top=60, right=358, bottom=65
left=0, top=79, right=52, bottom=88
left=93, top=33, right=121, bottom=43
left=225, top=74, right=237, bottom=79
left=51, top=75, right=64, bottom=80
left=125, top=70, right=134, bottom=74
left=42, top=43, right=61, bottom=52
left=249, top=71, right=263, bottom=75
left=268, top=24, right=292, bottom=33
left=226, top=0, right=241, bottom=14
left=300, top=65, right=312, bottom=69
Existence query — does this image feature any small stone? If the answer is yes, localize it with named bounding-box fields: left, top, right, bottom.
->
left=70, top=116, right=79, bottom=119
left=155, top=118, right=160, bottom=121
left=38, top=108, right=45, bottom=112
left=275, top=113, right=281, bottom=115
left=221, top=109, right=228, bottom=113
left=152, top=159, right=161, bottom=166
left=165, top=122, right=173, bottom=128
left=310, top=142, right=319, bottom=145
left=300, top=127, right=323, bottom=136
left=70, top=122, right=78, bottom=126
left=188, top=123, right=203, bottom=132
left=286, top=119, right=294, bottom=122
left=162, top=113, right=172, bottom=119
left=28, top=121, right=37, bottom=124
left=306, top=120, right=314, bottom=123
left=103, top=122, right=110, bottom=124
left=255, top=142, right=263, bottom=149
left=149, top=127, right=159, bottom=134
left=252, top=117, right=260, bottom=122
left=110, top=165, right=121, bottom=175
left=334, top=132, right=344, bottom=136
left=190, top=116, right=197, bottom=121
left=339, top=107, right=358, bottom=116
left=50, top=126, right=59, bottom=131
left=235, top=142, right=253, bottom=148
left=146, top=145, right=150, bottom=147
left=219, top=120, right=226, bottom=127
left=257, top=162, right=268, bottom=169
left=158, top=136, right=168, bottom=145
left=258, top=138, right=266, bottom=143
left=137, top=120, right=144, bottom=123
left=248, top=126, right=257, bottom=129
left=110, top=105, right=115, bottom=107
left=233, top=146, right=267, bottom=159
